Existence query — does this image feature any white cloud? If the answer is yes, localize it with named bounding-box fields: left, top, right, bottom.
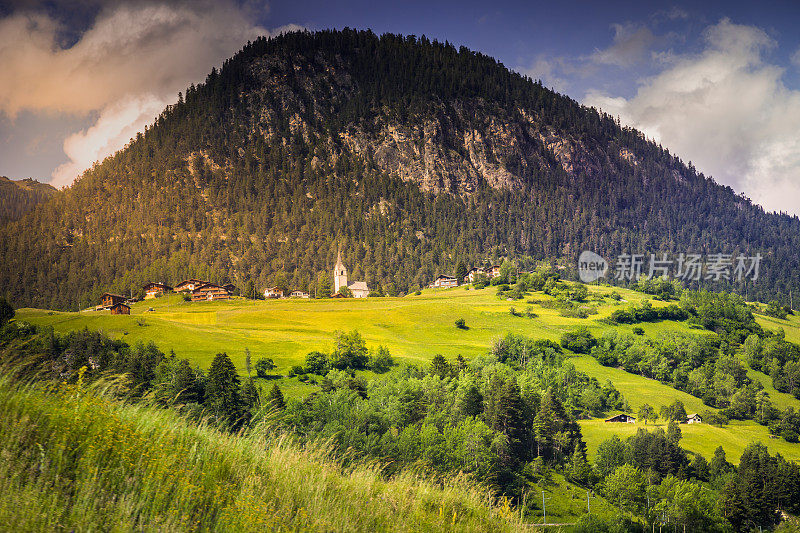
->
left=51, top=94, right=167, bottom=186
left=590, top=22, right=657, bottom=67
left=0, top=0, right=279, bottom=186
left=792, top=47, right=800, bottom=67
left=585, top=18, right=800, bottom=215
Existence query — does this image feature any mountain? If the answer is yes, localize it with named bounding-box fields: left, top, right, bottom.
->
left=0, top=176, right=57, bottom=225
left=2, top=29, right=799, bottom=310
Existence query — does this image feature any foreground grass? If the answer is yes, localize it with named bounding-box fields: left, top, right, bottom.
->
left=0, top=376, right=523, bottom=532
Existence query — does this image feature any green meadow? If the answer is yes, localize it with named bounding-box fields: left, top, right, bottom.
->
left=17, top=284, right=800, bottom=463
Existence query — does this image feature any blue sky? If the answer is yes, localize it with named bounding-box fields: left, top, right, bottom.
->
left=2, top=0, right=799, bottom=213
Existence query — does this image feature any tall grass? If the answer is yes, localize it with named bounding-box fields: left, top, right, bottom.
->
left=0, top=374, right=522, bottom=532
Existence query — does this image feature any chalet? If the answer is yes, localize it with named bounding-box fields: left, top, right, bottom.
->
left=605, top=413, right=636, bottom=424
left=432, top=275, right=458, bottom=289
left=290, top=290, right=310, bottom=298
left=223, top=283, right=236, bottom=294
left=264, top=286, right=284, bottom=299
left=485, top=265, right=501, bottom=278
left=100, top=293, right=127, bottom=309
left=174, top=279, right=209, bottom=292
left=191, top=283, right=231, bottom=302
left=685, top=413, right=702, bottom=424
left=110, top=303, right=130, bottom=315
left=143, top=282, right=172, bottom=299
left=466, top=268, right=483, bottom=283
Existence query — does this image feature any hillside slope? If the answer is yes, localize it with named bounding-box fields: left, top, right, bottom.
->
left=2, top=30, right=799, bottom=310
left=0, top=376, right=527, bottom=532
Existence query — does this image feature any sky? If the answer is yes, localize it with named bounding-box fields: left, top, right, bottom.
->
left=1, top=0, right=800, bottom=215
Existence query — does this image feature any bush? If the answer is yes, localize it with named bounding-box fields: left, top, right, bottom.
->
left=304, top=351, right=329, bottom=375
left=288, top=365, right=305, bottom=377
left=455, top=318, right=467, bottom=329
left=560, top=327, right=597, bottom=354
left=368, top=346, right=394, bottom=373
left=182, top=294, right=191, bottom=302
left=632, top=326, right=644, bottom=335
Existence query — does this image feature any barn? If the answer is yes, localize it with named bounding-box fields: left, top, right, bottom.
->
left=605, top=414, right=636, bottom=424
left=110, top=303, right=130, bottom=315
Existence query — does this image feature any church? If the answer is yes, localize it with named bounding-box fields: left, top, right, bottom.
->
left=333, top=250, right=370, bottom=298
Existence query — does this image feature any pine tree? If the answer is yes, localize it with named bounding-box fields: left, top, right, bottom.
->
left=205, top=352, right=246, bottom=427
left=495, top=379, right=527, bottom=461
left=429, top=354, right=449, bottom=378
left=266, top=384, right=285, bottom=410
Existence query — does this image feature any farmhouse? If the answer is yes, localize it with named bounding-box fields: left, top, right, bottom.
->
left=191, top=283, right=230, bottom=302
left=110, top=303, right=130, bottom=315
left=143, top=282, right=172, bottom=299
left=290, top=290, right=310, bottom=298
left=264, top=286, right=284, bottom=298
left=485, top=265, right=501, bottom=278
left=333, top=249, right=370, bottom=298
left=605, top=413, right=636, bottom=424
left=685, top=413, right=702, bottom=424
left=174, top=279, right=209, bottom=292
left=99, top=293, right=127, bottom=309
left=432, top=275, right=458, bottom=288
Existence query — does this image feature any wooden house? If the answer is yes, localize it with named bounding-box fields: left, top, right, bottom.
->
left=264, top=286, right=284, bottom=299
left=685, top=413, right=702, bottom=424
left=485, top=265, right=501, bottom=278
left=174, top=279, right=209, bottom=292
left=466, top=268, right=483, bottom=283
left=604, top=413, right=636, bottom=424
left=191, top=283, right=231, bottom=302
left=110, top=303, right=130, bottom=315
left=100, top=293, right=127, bottom=309
left=290, top=290, right=310, bottom=299
left=143, top=282, right=172, bottom=299
left=432, top=275, right=458, bottom=289
left=222, top=283, right=236, bottom=294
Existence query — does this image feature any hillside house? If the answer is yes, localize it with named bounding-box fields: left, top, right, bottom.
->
left=143, top=282, right=172, bottom=299
left=485, top=265, right=501, bottom=278
left=290, top=290, right=310, bottom=298
left=191, top=283, right=230, bottom=302
left=110, top=303, right=130, bottom=315
left=432, top=275, right=458, bottom=288
left=174, top=279, right=209, bottom=292
left=466, top=268, right=483, bottom=283
left=264, top=286, right=284, bottom=298
left=605, top=413, right=636, bottom=424
left=100, top=293, right=127, bottom=309
left=685, top=413, right=702, bottom=424
left=332, top=249, right=370, bottom=297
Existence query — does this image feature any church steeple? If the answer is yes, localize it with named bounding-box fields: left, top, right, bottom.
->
left=333, top=245, right=348, bottom=293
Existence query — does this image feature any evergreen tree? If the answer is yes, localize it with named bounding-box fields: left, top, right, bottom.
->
left=265, top=384, right=285, bottom=410
left=0, top=297, right=13, bottom=324
left=205, top=352, right=246, bottom=427
left=429, top=354, right=449, bottom=378
left=459, top=383, right=483, bottom=417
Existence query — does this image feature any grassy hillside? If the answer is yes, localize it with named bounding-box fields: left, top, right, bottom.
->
left=17, top=284, right=800, bottom=464
left=0, top=375, right=530, bottom=532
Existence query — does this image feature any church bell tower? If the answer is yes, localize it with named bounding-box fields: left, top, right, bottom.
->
left=333, top=248, right=348, bottom=293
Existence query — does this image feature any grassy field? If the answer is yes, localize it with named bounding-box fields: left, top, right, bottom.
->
left=17, top=284, right=800, bottom=464
left=0, top=376, right=526, bottom=532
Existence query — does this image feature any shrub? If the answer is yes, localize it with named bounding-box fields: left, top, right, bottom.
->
left=560, top=327, right=597, bottom=354
left=304, top=351, right=329, bottom=375
left=632, top=326, right=645, bottom=335
left=455, top=318, right=467, bottom=329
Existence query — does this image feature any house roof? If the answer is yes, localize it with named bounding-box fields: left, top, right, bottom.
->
left=605, top=413, right=635, bottom=421
left=192, top=283, right=227, bottom=292
left=436, top=275, right=456, bottom=280
left=143, top=282, right=172, bottom=290
left=348, top=281, right=369, bottom=291
left=101, top=293, right=126, bottom=299
left=110, top=302, right=130, bottom=309
left=687, top=413, right=700, bottom=418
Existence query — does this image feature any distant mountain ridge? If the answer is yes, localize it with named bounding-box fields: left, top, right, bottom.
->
left=0, top=176, right=57, bottom=225
left=1, top=29, right=798, bottom=310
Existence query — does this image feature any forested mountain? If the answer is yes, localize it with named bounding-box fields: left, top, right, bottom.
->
left=2, top=29, right=799, bottom=310
left=0, top=176, right=57, bottom=225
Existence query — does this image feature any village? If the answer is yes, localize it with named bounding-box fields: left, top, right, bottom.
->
left=94, top=252, right=510, bottom=314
